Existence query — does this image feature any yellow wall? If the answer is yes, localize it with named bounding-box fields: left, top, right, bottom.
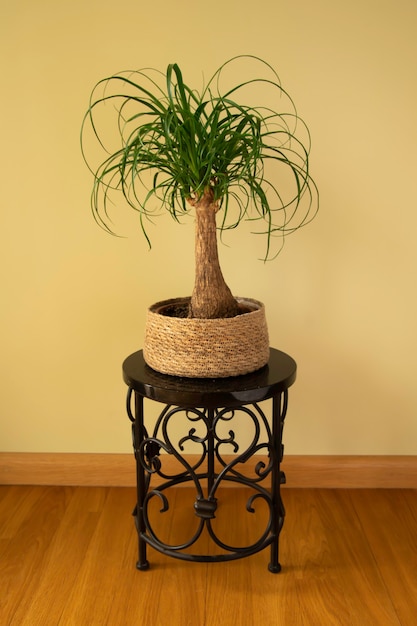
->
left=1, top=0, right=416, bottom=455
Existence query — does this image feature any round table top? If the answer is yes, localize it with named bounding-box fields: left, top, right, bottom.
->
left=123, top=348, right=296, bottom=408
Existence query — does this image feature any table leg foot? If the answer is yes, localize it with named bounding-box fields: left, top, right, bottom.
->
left=268, top=562, right=282, bottom=574
left=136, top=560, right=150, bottom=571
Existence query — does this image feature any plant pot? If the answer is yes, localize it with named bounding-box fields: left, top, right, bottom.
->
left=143, top=297, right=269, bottom=378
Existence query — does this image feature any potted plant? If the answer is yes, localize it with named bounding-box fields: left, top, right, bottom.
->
left=81, top=56, right=318, bottom=378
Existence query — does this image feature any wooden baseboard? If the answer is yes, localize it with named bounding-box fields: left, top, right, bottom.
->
left=0, top=453, right=416, bottom=488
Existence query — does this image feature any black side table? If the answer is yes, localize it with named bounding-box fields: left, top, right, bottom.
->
left=123, top=348, right=296, bottom=573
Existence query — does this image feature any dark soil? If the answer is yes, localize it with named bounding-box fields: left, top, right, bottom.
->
left=158, top=301, right=253, bottom=319
left=159, top=303, right=190, bottom=318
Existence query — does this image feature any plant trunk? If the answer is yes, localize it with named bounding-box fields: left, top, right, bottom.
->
left=188, top=190, right=239, bottom=319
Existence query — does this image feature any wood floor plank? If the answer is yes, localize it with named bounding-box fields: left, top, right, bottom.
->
left=1, top=486, right=415, bottom=625
left=0, top=486, right=74, bottom=626
left=351, top=489, right=417, bottom=626
left=0, top=486, right=44, bottom=543
left=284, top=489, right=401, bottom=626
left=55, top=487, right=140, bottom=625
left=11, top=487, right=109, bottom=626
left=106, top=487, right=209, bottom=626
left=205, top=489, right=402, bottom=626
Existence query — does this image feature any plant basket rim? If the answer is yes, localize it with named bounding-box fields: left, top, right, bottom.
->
left=148, top=296, right=265, bottom=320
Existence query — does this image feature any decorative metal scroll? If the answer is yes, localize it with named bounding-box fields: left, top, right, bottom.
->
left=127, top=388, right=287, bottom=562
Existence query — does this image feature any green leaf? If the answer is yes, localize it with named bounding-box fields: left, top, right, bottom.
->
left=81, top=56, right=319, bottom=259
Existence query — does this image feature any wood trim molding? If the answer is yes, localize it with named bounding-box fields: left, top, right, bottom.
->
left=0, top=453, right=416, bottom=488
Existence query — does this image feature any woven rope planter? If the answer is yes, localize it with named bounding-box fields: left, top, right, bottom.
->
left=143, top=297, right=269, bottom=378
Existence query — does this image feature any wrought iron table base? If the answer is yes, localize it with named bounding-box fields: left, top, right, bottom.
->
left=127, top=390, right=288, bottom=573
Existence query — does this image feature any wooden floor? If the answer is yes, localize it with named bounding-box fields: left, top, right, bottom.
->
left=1, top=486, right=416, bottom=625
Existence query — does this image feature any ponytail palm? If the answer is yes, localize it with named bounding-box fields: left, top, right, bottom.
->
left=81, top=56, right=318, bottom=318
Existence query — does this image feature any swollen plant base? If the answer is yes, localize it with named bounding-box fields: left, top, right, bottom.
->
left=143, top=297, right=269, bottom=378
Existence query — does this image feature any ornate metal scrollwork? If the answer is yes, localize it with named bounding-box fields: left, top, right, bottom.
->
left=129, top=394, right=287, bottom=562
